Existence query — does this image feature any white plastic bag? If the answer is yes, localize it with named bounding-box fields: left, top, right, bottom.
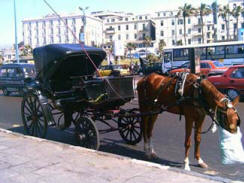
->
left=218, top=127, right=244, bottom=164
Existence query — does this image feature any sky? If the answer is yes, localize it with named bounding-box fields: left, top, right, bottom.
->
left=0, top=0, right=228, bottom=49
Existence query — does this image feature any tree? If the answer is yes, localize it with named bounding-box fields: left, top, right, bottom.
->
left=158, top=39, right=166, bottom=59
left=144, top=35, right=152, bottom=54
left=126, top=42, right=136, bottom=62
left=211, top=1, right=219, bottom=41
left=219, top=5, right=231, bottom=40
left=177, top=3, right=196, bottom=45
left=232, top=5, right=244, bottom=40
left=198, top=3, right=212, bottom=43
left=176, top=40, right=183, bottom=46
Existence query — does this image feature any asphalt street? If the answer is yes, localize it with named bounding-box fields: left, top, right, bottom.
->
left=0, top=92, right=243, bottom=181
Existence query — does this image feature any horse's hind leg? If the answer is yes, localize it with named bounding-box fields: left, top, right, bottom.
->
left=184, top=114, right=194, bottom=171
left=141, top=115, right=150, bottom=157
left=194, top=115, right=208, bottom=169
left=147, top=114, right=158, bottom=158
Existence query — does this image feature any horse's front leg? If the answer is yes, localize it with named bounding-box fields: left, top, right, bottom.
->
left=194, top=116, right=208, bottom=169
left=184, top=115, right=194, bottom=171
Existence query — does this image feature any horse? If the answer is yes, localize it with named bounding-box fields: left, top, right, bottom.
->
left=137, top=72, right=240, bottom=171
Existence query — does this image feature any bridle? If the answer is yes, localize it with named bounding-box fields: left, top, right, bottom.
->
left=214, top=97, right=241, bottom=130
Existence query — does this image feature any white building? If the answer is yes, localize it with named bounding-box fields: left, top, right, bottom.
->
left=22, top=13, right=103, bottom=48
left=22, top=0, right=244, bottom=53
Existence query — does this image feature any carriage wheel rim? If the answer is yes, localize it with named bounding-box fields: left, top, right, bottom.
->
left=118, top=115, right=142, bottom=145
left=21, top=93, right=47, bottom=138
left=75, top=117, right=100, bottom=150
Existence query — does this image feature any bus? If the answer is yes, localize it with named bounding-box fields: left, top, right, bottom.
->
left=163, top=41, right=244, bottom=69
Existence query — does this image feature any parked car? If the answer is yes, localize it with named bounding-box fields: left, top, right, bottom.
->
left=169, top=60, right=228, bottom=76
left=98, top=64, right=130, bottom=77
left=0, top=63, right=36, bottom=96
left=207, top=65, right=244, bottom=100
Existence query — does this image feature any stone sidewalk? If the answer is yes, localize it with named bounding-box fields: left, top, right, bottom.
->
left=0, top=129, right=242, bottom=183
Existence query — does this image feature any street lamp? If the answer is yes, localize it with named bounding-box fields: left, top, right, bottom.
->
left=14, top=0, right=19, bottom=63
left=78, top=6, right=89, bottom=44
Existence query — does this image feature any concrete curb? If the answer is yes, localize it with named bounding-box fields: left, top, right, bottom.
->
left=0, top=128, right=242, bottom=183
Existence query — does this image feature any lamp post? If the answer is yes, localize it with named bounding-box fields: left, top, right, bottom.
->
left=14, top=0, right=19, bottom=63
left=78, top=6, right=89, bottom=45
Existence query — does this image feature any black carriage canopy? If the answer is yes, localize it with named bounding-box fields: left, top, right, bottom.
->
left=33, top=44, right=106, bottom=82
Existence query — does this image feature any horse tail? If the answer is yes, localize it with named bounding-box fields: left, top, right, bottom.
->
left=137, top=76, right=149, bottom=110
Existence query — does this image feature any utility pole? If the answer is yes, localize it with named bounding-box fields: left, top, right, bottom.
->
left=14, top=0, right=19, bottom=63
left=78, top=6, right=89, bottom=45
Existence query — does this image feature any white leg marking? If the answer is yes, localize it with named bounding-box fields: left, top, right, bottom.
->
left=184, top=157, right=191, bottom=171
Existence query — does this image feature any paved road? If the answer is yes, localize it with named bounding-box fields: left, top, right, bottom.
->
left=0, top=93, right=243, bottom=181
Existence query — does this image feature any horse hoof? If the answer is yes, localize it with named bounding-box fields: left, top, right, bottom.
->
left=184, top=165, right=191, bottom=171
left=199, top=162, right=208, bottom=169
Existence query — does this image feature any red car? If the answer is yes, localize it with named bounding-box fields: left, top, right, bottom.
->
left=169, top=60, right=227, bottom=76
left=208, top=65, right=244, bottom=100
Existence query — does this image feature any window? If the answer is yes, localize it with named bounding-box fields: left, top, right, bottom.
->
left=188, top=39, right=191, bottom=44
left=134, top=24, right=137, bottom=30
left=142, top=24, right=146, bottom=30
left=139, top=16, right=142, bottom=20
left=200, top=63, right=211, bottom=69
left=198, top=28, right=201, bottom=33
left=7, top=68, right=17, bottom=77
left=172, top=20, right=175, bottom=26
left=222, top=24, right=225, bottom=30
left=172, top=30, right=175, bottom=35
left=161, top=20, right=164, bottom=26
left=125, top=18, right=128, bottom=21
left=188, top=18, right=191, bottom=24
left=0, top=68, right=7, bottom=77
left=134, top=34, right=137, bottom=39
left=231, top=68, right=244, bottom=79
left=118, top=34, right=121, bottom=40
left=118, top=25, right=121, bottom=31
left=198, top=18, right=201, bottom=24
left=157, top=12, right=160, bottom=17
left=207, top=32, right=210, bottom=38
left=111, top=19, right=115, bottom=22
left=126, top=25, right=129, bottom=30
left=222, top=36, right=225, bottom=40
left=126, top=34, right=129, bottom=40
left=198, top=38, right=201, bottom=43
left=172, top=40, right=175, bottom=45
left=242, top=23, right=244, bottom=28
left=145, top=16, right=148, bottom=20
left=188, top=28, right=191, bottom=34
left=160, top=31, right=164, bottom=36
left=179, top=29, right=182, bottom=35
left=208, top=26, right=210, bottom=31
left=234, top=23, right=237, bottom=29
left=178, top=19, right=183, bottom=25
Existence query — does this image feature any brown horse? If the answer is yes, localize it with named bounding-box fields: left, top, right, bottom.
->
left=137, top=73, right=240, bottom=171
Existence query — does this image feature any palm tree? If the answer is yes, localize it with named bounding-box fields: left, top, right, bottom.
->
left=144, top=36, right=152, bottom=55
left=219, top=5, right=231, bottom=40
left=211, top=1, right=219, bottom=41
left=126, top=42, right=136, bottom=62
left=232, top=5, right=244, bottom=40
left=198, top=3, right=212, bottom=43
left=177, top=3, right=196, bottom=45
left=158, top=39, right=166, bottom=59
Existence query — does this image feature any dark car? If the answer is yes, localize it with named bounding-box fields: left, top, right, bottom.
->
left=208, top=65, right=244, bottom=100
left=139, top=57, right=162, bottom=75
left=0, top=63, right=35, bottom=96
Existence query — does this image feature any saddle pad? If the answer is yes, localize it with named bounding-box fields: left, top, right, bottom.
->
left=218, top=127, right=244, bottom=164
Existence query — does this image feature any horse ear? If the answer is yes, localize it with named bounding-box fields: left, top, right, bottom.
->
left=232, top=96, right=240, bottom=106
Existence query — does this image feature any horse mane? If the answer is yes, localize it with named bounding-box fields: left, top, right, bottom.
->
left=200, top=79, right=225, bottom=109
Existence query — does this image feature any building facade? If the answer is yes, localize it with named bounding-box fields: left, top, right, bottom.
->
left=22, top=0, right=244, bottom=54
left=22, top=13, right=103, bottom=48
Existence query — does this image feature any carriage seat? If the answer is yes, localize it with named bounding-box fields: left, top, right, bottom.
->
left=174, top=72, right=189, bottom=97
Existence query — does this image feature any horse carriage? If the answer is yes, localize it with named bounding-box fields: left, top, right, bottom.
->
left=21, top=44, right=142, bottom=150
left=21, top=44, right=241, bottom=170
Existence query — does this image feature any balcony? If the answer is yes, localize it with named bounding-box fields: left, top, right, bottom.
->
left=105, top=28, right=115, bottom=34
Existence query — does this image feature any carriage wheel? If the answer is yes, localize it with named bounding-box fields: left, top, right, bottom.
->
left=21, top=92, right=48, bottom=138
left=74, top=116, right=100, bottom=150
left=118, top=111, right=142, bottom=145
